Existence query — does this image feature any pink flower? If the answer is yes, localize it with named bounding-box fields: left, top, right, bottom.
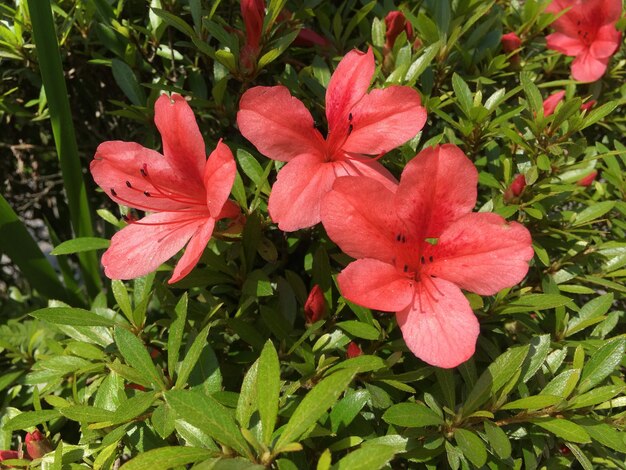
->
left=321, top=145, right=534, bottom=368
left=91, top=94, right=238, bottom=284
left=304, top=285, right=326, bottom=323
left=577, top=170, right=598, bottom=186
left=237, top=48, right=426, bottom=231
left=385, top=11, right=413, bottom=50
left=546, top=0, right=622, bottom=82
left=504, top=174, right=527, bottom=202
left=501, top=32, right=522, bottom=52
left=543, top=90, right=566, bottom=116
left=25, top=430, right=52, bottom=459
left=346, top=342, right=363, bottom=358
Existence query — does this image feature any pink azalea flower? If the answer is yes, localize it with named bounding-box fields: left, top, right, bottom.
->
left=321, top=145, right=534, bottom=368
left=385, top=11, right=414, bottom=51
left=304, top=284, right=326, bottom=323
left=91, top=94, right=238, bottom=284
left=237, top=48, right=426, bottom=231
left=546, top=0, right=622, bottom=82
left=577, top=170, right=598, bottom=186
left=501, top=32, right=522, bottom=52
left=543, top=90, right=566, bottom=116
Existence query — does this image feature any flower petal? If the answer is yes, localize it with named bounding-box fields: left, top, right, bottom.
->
left=154, top=94, right=206, bottom=185
left=204, top=140, right=236, bottom=217
left=425, top=212, right=533, bottom=296
left=237, top=86, right=325, bottom=162
left=102, top=212, right=207, bottom=280
left=396, top=144, right=477, bottom=239
left=268, top=153, right=336, bottom=231
left=590, top=24, right=621, bottom=58
left=91, top=141, right=204, bottom=211
left=396, top=277, right=479, bottom=368
left=342, top=86, right=427, bottom=155
left=546, top=32, right=585, bottom=56
left=542, top=90, right=566, bottom=117
left=325, top=48, right=374, bottom=132
left=322, top=175, right=398, bottom=261
left=169, top=217, right=216, bottom=284
left=338, top=259, right=414, bottom=311
left=571, top=49, right=610, bottom=82
left=340, top=157, right=399, bottom=191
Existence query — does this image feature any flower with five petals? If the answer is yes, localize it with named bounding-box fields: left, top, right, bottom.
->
left=237, top=47, right=426, bottom=231
left=91, top=94, right=238, bottom=284
left=321, top=145, right=533, bottom=368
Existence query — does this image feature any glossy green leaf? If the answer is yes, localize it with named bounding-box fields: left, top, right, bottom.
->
left=257, top=340, right=280, bottom=445
left=454, top=428, right=487, bottom=468
left=332, top=444, right=396, bottom=470
left=578, top=338, right=625, bottom=393
left=30, top=307, right=117, bottom=327
left=531, top=417, right=590, bottom=443
left=119, top=447, right=216, bottom=470
left=382, top=403, right=444, bottom=428
left=114, top=327, right=165, bottom=390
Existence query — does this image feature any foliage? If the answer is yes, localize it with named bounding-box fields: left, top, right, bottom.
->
left=1, top=0, right=626, bottom=469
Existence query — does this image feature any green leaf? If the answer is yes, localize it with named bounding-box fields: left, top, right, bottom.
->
left=329, top=389, right=369, bottom=433
left=531, top=418, right=590, bottom=443
left=521, top=334, right=551, bottom=383
left=275, top=369, right=355, bottom=451
left=336, top=321, right=380, bottom=340
left=577, top=338, right=625, bottom=393
left=150, top=8, right=196, bottom=37
left=483, top=421, right=511, bottom=459
left=26, top=0, right=101, bottom=298
left=236, top=360, right=258, bottom=429
left=168, top=294, right=187, bottom=377
left=382, top=403, right=444, bottom=427
left=114, top=327, right=165, bottom=390
left=111, top=59, right=145, bottom=106
left=566, top=293, right=613, bottom=337
left=405, top=42, right=440, bottom=84
left=574, top=418, right=626, bottom=453
left=331, top=444, right=396, bottom=470
left=567, top=385, right=625, bottom=409
left=572, top=201, right=615, bottom=227
left=257, top=340, right=280, bottom=446
left=236, top=149, right=271, bottom=194
left=499, top=294, right=572, bottom=314
left=112, top=280, right=133, bottom=323
left=520, top=72, right=542, bottom=115
left=462, top=345, right=529, bottom=416
left=50, top=237, right=110, bottom=255
left=541, top=369, right=580, bottom=398
left=500, top=394, right=562, bottom=410
left=454, top=428, right=487, bottom=468
left=175, top=324, right=210, bottom=388
left=0, top=194, right=77, bottom=303
left=452, top=73, right=473, bottom=116
left=166, top=390, right=251, bottom=458
left=30, top=307, right=117, bottom=327
left=4, top=410, right=60, bottom=431
left=119, top=447, right=216, bottom=470
left=59, top=405, right=115, bottom=423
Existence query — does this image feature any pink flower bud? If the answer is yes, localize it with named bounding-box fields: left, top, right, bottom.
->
left=580, top=99, right=596, bottom=112
left=504, top=174, right=526, bottom=202
left=25, top=429, right=53, bottom=459
left=293, top=28, right=331, bottom=48
left=501, top=32, right=521, bottom=52
left=384, top=11, right=413, bottom=50
left=346, top=342, right=363, bottom=358
left=542, top=90, right=566, bottom=117
left=304, top=285, right=326, bottom=323
left=577, top=170, right=597, bottom=186
left=240, top=0, right=265, bottom=51
left=0, top=450, right=20, bottom=461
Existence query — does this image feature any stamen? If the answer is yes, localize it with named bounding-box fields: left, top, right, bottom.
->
left=126, top=181, right=132, bottom=188
left=144, top=191, right=151, bottom=197
left=348, top=124, right=353, bottom=135
left=348, top=113, right=353, bottom=121
left=111, top=188, right=117, bottom=196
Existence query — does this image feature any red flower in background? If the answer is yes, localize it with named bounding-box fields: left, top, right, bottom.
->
left=321, top=145, right=533, bottom=368
left=240, top=0, right=265, bottom=70
left=25, top=430, right=52, bottom=459
left=504, top=174, right=527, bottom=202
left=346, top=342, right=363, bottom=358
left=546, top=0, right=622, bottom=82
left=91, top=94, right=238, bottom=284
left=543, top=90, right=566, bottom=116
left=237, top=48, right=426, bottom=231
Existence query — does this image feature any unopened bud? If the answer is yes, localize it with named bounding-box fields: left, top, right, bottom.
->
left=304, top=285, right=326, bottom=324
left=542, top=90, right=566, bottom=117
left=501, top=32, right=521, bottom=52
left=346, top=342, right=363, bottom=358
left=384, top=11, right=413, bottom=51
left=504, top=174, right=526, bottom=202
left=577, top=170, right=597, bottom=187
left=25, top=429, right=53, bottom=459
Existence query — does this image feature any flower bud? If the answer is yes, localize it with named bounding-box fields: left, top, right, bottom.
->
left=504, top=174, right=526, bottom=202
left=580, top=99, right=596, bottom=112
left=0, top=450, right=20, bottom=461
left=25, top=429, right=53, bottom=459
left=577, top=170, right=597, bottom=186
left=384, top=11, right=413, bottom=50
left=346, top=341, right=363, bottom=358
left=542, top=90, right=566, bottom=117
left=304, top=285, right=326, bottom=324
left=501, top=32, right=521, bottom=52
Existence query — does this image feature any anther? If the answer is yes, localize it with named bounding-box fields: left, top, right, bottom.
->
left=348, top=124, right=353, bottom=135
left=140, top=165, right=148, bottom=177
left=144, top=191, right=151, bottom=197
left=126, top=181, right=132, bottom=188
left=348, top=113, right=353, bottom=121
left=110, top=188, right=117, bottom=196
